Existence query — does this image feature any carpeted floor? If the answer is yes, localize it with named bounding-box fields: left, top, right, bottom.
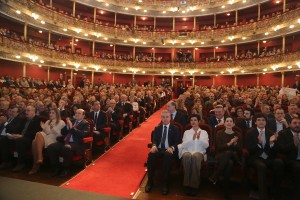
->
left=61, top=107, right=164, bottom=198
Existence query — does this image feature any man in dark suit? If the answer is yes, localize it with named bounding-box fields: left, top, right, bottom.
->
left=116, top=94, right=133, bottom=133
left=236, top=108, right=255, bottom=146
left=47, top=109, right=90, bottom=177
left=285, top=104, right=299, bottom=124
left=106, top=99, right=122, bottom=139
left=277, top=117, right=300, bottom=197
left=58, top=99, right=70, bottom=120
left=246, top=114, right=284, bottom=200
left=0, top=106, right=42, bottom=171
left=86, top=101, right=108, bottom=150
left=145, top=110, right=181, bottom=195
left=267, top=108, right=288, bottom=133
left=167, top=101, right=188, bottom=128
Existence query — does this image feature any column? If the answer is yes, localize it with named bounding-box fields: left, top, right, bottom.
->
left=24, top=22, right=28, bottom=41
left=48, top=31, right=51, bottom=46
left=72, top=1, right=76, bottom=17
left=154, top=17, right=156, bottom=30
left=22, top=63, right=26, bottom=77
left=193, top=16, right=196, bottom=31
left=214, top=47, right=216, bottom=59
left=47, top=66, right=50, bottom=81
left=282, top=35, right=286, bottom=53
left=171, top=75, right=174, bottom=87
left=214, top=13, right=216, bottom=27
left=71, top=37, right=75, bottom=53
left=256, top=74, right=260, bottom=86
left=234, top=75, right=237, bottom=86
left=192, top=75, right=195, bottom=87
left=50, top=0, right=52, bottom=7
left=134, top=15, right=136, bottom=27
left=91, top=71, right=94, bottom=86
left=235, top=44, right=238, bottom=57
left=70, top=69, right=74, bottom=85
left=132, top=73, right=135, bottom=80
left=152, top=75, right=155, bottom=86
left=173, top=17, right=175, bottom=31
left=171, top=48, right=175, bottom=62
left=213, top=76, right=215, bottom=86
left=257, top=41, right=260, bottom=55
left=258, top=3, right=261, bottom=20
left=93, top=7, right=97, bottom=23
left=112, top=73, right=115, bottom=84
left=235, top=10, right=238, bottom=25
left=133, top=46, right=136, bottom=60
left=113, top=44, right=116, bottom=59
left=92, top=41, right=95, bottom=56
left=114, top=12, right=117, bottom=26
left=283, top=0, right=286, bottom=12
left=281, top=72, right=284, bottom=87
left=193, top=49, right=196, bottom=61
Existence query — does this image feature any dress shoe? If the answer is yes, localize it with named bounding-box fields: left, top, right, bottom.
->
left=0, top=162, right=12, bottom=170
left=51, top=168, right=61, bottom=177
left=209, top=177, right=217, bottom=185
left=12, top=164, right=26, bottom=172
left=28, top=164, right=40, bottom=175
left=59, top=169, right=69, bottom=178
left=145, top=181, right=153, bottom=193
left=184, top=186, right=191, bottom=196
left=161, top=184, right=169, bottom=195
left=104, top=145, right=110, bottom=152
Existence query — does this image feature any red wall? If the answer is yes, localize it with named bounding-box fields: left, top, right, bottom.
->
left=114, top=73, right=133, bottom=84
left=259, top=73, right=282, bottom=86
left=237, top=74, right=257, bottom=86
left=26, top=64, right=48, bottom=80
left=94, top=72, right=113, bottom=84
left=215, top=75, right=234, bottom=86
left=134, top=75, right=153, bottom=85
left=0, top=60, right=23, bottom=77
left=195, top=76, right=213, bottom=86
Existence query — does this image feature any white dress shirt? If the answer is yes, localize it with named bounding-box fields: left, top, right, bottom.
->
left=178, top=127, right=209, bottom=159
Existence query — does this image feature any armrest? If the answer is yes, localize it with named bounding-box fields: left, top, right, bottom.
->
left=118, top=120, right=124, bottom=125
left=56, top=136, right=64, bottom=142
left=83, top=137, right=93, bottom=143
left=102, top=127, right=111, bottom=133
left=242, top=148, right=249, bottom=157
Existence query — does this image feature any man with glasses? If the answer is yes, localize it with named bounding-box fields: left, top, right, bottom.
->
left=0, top=105, right=42, bottom=171
left=267, top=108, right=288, bottom=133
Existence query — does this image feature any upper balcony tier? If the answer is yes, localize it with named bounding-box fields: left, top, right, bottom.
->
left=75, top=0, right=269, bottom=17
left=1, top=34, right=299, bottom=75
left=2, top=0, right=300, bottom=47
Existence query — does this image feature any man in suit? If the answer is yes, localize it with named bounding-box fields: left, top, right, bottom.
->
left=47, top=109, right=90, bottom=177
left=106, top=99, right=122, bottom=139
left=167, top=101, right=188, bottom=128
left=86, top=101, right=108, bottom=150
left=236, top=108, right=255, bottom=146
left=246, top=114, right=284, bottom=200
left=145, top=110, right=181, bottom=195
left=277, top=117, right=300, bottom=197
left=285, top=104, right=299, bottom=124
left=116, top=94, right=133, bottom=133
left=267, top=108, right=288, bottom=133
left=0, top=106, right=42, bottom=171
left=58, top=99, right=70, bottom=119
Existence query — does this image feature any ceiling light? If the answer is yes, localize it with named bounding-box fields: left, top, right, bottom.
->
left=190, top=40, right=195, bottom=44
left=298, top=19, right=300, bottom=24
left=161, top=72, right=165, bottom=74
left=263, top=68, right=267, bottom=71
left=83, top=67, right=87, bottom=70
left=265, top=32, right=269, bottom=35
left=200, top=72, right=204, bottom=74
left=94, top=66, right=99, bottom=70
left=41, top=21, right=45, bottom=24
left=276, top=0, right=280, bottom=4
left=221, top=5, right=225, bottom=8
left=125, top=7, right=128, bottom=10
left=220, top=71, right=224, bottom=74
left=144, top=10, right=147, bottom=12
left=229, top=0, right=234, bottom=5
left=63, top=28, right=67, bottom=32
left=181, top=43, right=185, bottom=45
left=183, top=18, right=187, bottom=21
left=216, top=46, right=219, bottom=49
left=201, top=42, right=204, bottom=44
left=142, top=17, right=146, bottom=20
left=110, top=44, right=113, bottom=47
left=135, top=6, right=140, bottom=10
left=182, top=10, right=186, bottom=13
left=104, top=37, right=108, bottom=40
left=74, top=64, right=80, bottom=68
left=242, top=37, right=246, bottom=40
left=227, top=13, right=230, bottom=16
left=288, top=66, right=292, bottom=69
left=201, top=9, right=205, bottom=12
left=100, top=11, right=104, bottom=14
left=162, top=11, right=166, bottom=14
left=103, top=68, right=107, bottom=71
left=75, top=29, right=81, bottom=33
left=142, top=71, right=145, bottom=74
left=31, top=13, right=39, bottom=20
left=221, top=40, right=225, bottom=43
left=180, top=72, right=184, bottom=75
left=62, top=63, right=66, bottom=67
left=123, top=70, right=126, bottom=73
left=105, top=3, right=109, bottom=6
left=16, top=55, right=21, bottom=59
left=16, top=10, right=21, bottom=14
left=263, top=40, right=267, bottom=43
left=242, top=0, right=246, bottom=3
left=38, top=65, right=42, bottom=67
left=84, top=33, right=88, bottom=36
left=195, top=48, right=198, bottom=50
left=40, top=60, right=44, bottom=63
left=38, top=30, right=42, bottom=33
left=241, top=70, right=245, bottom=73
left=289, top=24, right=294, bottom=29
left=75, top=39, right=79, bottom=42
left=124, top=40, right=127, bottom=43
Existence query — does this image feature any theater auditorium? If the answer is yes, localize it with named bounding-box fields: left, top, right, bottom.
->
left=0, top=0, right=300, bottom=200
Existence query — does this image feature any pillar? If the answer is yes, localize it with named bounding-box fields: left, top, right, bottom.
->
left=71, top=37, right=75, bottom=53
left=114, top=12, right=117, bottom=26
left=192, top=75, right=195, bottom=87
left=72, top=1, right=76, bottom=17
left=93, top=7, right=97, bottom=23
left=134, top=15, right=136, bottom=27
left=283, top=0, right=286, bottom=12
left=235, top=44, right=238, bottom=57
left=256, top=74, right=260, bottom=86
left=70, top=69, right=74, bottom=85
left=257, top=41, right=260, bottom=55
left=133, top=46, right=136, bottom=60
left=171, top=48, right=175, bottom=62
left=173, top=17, right=175, bottom=31
left=152, top=75, right=155, bottom=86
left=193, top=49, right=196, bottom=61
left=92, top=41, right=95, bottom=56
left=47, top=66, right=50, bottom=81
left=22, top=63, right=26, bottom=77
left=24, top=22, right=28, bottom=41
left=214, top=47, right=216, bottom=59
left=193, top=16, right=196, bottom=31
left=214, top=13, right=216, bottom=27
left=282, top=35, right=286, bottom=53
left=281, top=71, right=284, bottom=87
left=49, top=0, right=52, bottom=7
left=154, top=17, right=156, bottom=29
left=234, top=75, right=237, bottom=86
left=112, top=73, right=115, bottom=84
left=171, top=75, right=174, bottom=87
left=48, top=31, right=51, bottom=46
left=258, top=3, right=261, bottom=20
left=235, top=10, right=238, bottom=25
left=91, top=71, right=94, bottom=86
left=213, top=76, right=215, bottom=86
left=113, top=44, right=116, bottom=59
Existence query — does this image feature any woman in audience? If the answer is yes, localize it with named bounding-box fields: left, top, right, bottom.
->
left=29, top=108, right=65, bottom=174
left=178, top=114, right=209, bottom=196
left=209, top=116, right=242, bottom=199
left=190, top=105, right=205, bottom=124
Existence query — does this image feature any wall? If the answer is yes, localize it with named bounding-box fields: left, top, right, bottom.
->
left=214, top=75, right=235, bottom=86
left=237, top=74, right=257, bottom=86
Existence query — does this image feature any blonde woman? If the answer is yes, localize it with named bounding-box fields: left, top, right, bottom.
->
left=29, top=108, right=65, bottom=174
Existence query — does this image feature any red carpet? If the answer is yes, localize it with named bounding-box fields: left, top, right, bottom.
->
left=61, top=107, right=165, bottom=198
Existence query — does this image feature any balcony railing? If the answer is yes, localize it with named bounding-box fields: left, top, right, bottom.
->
left=1, top=35, right=300, bottom=74
left=5, top=0, right=300, bottom=45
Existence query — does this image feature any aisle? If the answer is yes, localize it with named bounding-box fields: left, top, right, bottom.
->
left=61, top=107, right=165, bottom=199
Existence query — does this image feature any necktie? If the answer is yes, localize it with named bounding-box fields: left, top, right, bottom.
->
left=171, top=113, right=174, bottom=120
left=65, top=121, right=78, bottom=144
left=246, top=120, right=250, bottom=128
left=161, top=126, right=167, bottom=149
left=21, top=119, right=31, bottom=135
left=217, top=119, right=221, bottom=124
left=261, top=130, right=266, bottom=148
left=94, top=112, right=98, bottom=125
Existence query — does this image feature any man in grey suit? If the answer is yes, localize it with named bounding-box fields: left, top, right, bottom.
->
left=47, top=109, right=90, bottom=177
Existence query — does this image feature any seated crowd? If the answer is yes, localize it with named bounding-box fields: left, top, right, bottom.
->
left=0, top=80, right=172, bottom=178
left=145, top=85, right=300, bottom=200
